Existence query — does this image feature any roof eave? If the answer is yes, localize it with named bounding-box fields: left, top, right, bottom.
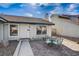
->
left=0, top=17, right=8, bottom=22
left=7, top=21, right=54, bottom=25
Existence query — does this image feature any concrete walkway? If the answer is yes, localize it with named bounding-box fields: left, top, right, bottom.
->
left=14, top=39, right=34, bottom=56
left=62, top=38, right=79, bottom=51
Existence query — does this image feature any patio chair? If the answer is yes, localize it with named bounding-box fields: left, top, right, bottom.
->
left=45, top=36, right=63, bottom=46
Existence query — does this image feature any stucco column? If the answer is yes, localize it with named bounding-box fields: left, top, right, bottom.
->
left=0, top=23, right=3, bottom=43
left=3, top=23, right=9, bottom=47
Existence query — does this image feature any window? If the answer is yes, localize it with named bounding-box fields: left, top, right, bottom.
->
left=42, top=26, right=47, bottom=34
left=10, top=25, right=18, bottom=36
left=37, top=26, right=42, bottom=35
left=37, top=26, right=47, bottom=35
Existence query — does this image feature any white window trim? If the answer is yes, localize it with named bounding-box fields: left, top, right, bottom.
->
left=8, top=23, right=19, bottom=37
left=36, top=25, right=47, bottom=35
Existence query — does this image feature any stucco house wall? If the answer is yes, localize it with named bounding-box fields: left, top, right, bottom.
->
left=3, top=23, right=52, bottom=40
left=47, top=25, right=52, bottom=37
left=0, top=23, right=3, bottom=43
left=51, top=15, right=79, bottom=38
left=0, top=14, right=54, bottom=46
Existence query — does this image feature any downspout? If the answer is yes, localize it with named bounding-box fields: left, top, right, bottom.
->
left=48, top=14, right=52, bottom=22
left=48, top=14, right=53, bottom=37
left=44, top=13, right=52, bottom=22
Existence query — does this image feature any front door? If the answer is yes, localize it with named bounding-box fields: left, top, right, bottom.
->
left=20, top=24, right=30, bottom=38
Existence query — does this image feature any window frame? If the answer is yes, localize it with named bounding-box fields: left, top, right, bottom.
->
left=36, top=26, right=47, bottom=35
left=9, top=23, right=19, bottom=37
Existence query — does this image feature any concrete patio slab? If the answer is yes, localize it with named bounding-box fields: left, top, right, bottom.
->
left=30, top=40, right=79, bottom=56
left=62, top=38, right=79, bottom=51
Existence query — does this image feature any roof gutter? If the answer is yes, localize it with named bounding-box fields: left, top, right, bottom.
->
left=7, top=21, right=54, bottom=25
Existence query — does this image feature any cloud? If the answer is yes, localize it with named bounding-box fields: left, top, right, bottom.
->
left=29, top=3, right=49, bottom=6
left=66, top=4, right=79, bottom=15
left=20, top=3, right=37, bottom=9
left=24, top=13, right=33, bottom=17
left=20, top=3, right=50, bottom=10
left=67, top=4, right=76, bottom=11
left=50, top=6, right=63, bottom=14
left=29, top=3, right=37, bottom=6
left=67, top=4, right=79, bottom=12
left=29, top=3, right=40, bottom=9
left=0, top=3, right=12, bottom=8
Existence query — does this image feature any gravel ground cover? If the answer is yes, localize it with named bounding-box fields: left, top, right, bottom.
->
left=0, top=40, right=18, bottom=56
left=30, top=40, right=79, bottom=56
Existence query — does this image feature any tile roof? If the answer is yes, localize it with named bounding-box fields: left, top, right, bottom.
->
left=0, top=14, right=54, bottom=25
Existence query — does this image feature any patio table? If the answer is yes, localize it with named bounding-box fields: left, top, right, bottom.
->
left=45, top=37, right=63, bottom=46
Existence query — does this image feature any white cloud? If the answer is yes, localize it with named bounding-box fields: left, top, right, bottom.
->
left=29, top=3, right=40, bottom=9
left=25, top=13, right=33, bottom=17
left=66, top=4, right=79, bottom=15
left=29, top=3, right=49, bottom=9
left=20, top=3, right=49, bottom=9
left=29, top=3, right=49, bottom=7
left=20, top=3, right=37, bottom=9
left=0, top=3, right=12, bottom=8
left=50, top=6, right=63, bottom=14
left=67, top=4, right=77, bottom=11
left=29, top=3, right=37, bottom=6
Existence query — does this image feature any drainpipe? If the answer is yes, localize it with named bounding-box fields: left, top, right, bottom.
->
left=48, top=14, right=52, bottom=22
left=44, top=13, right=52, bottom=22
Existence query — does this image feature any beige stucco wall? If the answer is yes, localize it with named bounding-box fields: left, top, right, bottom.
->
left=19, top=24, right=36, bottom=38
left=51, top=15, right=79, bottom=38
left=19, top=24, right=52, bottom=38
left=47, top=25, right=52, bottom=37
left=4, top=23, right=52, bottom=40
left=0, top=23, right=3, bottom=43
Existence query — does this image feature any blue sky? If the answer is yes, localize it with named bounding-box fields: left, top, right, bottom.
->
left=0, top=3, right=79, bottom=18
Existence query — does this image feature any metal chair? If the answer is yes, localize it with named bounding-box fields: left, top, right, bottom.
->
left=45, top=36, right=63, bottom=46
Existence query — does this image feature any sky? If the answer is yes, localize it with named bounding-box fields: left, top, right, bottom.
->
left=0, top=3, right=79, bottom=18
